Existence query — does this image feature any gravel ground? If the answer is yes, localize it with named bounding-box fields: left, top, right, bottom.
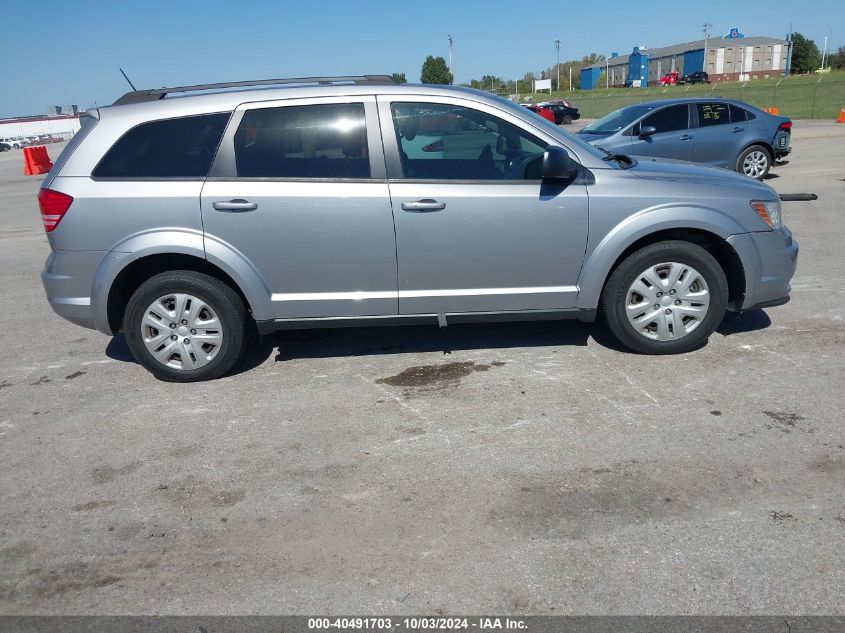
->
left=0, top=123, right=843, bottom=615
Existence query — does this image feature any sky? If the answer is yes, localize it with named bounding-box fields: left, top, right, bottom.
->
left=0, top=0, right=841, bottom=118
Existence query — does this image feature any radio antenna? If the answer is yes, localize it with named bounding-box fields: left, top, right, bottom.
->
left=119, top=68, right=137, bottom=91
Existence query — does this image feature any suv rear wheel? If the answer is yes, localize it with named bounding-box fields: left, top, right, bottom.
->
left=601, top=241, right=728, bottom=354
left=124, top=271, right=248, bottom=382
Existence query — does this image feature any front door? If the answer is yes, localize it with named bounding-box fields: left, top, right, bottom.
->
left=378, top=97, right=589, bottom=315
left=201, top=97, right=398, bottom=320
left=628, top=103, right=694, bottom=162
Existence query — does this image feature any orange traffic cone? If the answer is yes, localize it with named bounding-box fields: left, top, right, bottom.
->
left=837, top=108, right=845, bottom=123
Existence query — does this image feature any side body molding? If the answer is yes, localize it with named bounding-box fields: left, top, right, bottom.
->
left=575, top=204, right=748, bottom=310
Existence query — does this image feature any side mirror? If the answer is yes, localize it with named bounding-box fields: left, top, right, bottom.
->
left=639, top=125, right=657, bottom=139
left=542, top=146, right=576, bottom=180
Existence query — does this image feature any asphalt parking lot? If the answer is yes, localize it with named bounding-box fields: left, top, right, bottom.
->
left=0, top=122, right=843, bottom=615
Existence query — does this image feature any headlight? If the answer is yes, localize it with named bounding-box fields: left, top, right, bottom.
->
left=750, top=199, right=782, bottom=230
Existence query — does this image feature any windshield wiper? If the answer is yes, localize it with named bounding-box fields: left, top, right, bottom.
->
left=596, top=145, right=635, bottom=169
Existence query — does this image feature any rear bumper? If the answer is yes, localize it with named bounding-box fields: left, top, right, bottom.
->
left=41, top=251, right=104, bottom=331
left=773, top=131, right=791, bottom=159
left=727, top=227, right=799, bottom=311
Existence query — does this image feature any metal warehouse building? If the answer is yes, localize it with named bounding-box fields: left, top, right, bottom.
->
left=581, top=34, right=790, bottom=89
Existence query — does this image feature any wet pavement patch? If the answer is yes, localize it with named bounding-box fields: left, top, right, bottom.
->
left=376, top=360, right=505, bottom=391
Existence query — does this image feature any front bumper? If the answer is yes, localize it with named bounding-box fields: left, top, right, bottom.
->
left=727, top=227, right=799, bottom=311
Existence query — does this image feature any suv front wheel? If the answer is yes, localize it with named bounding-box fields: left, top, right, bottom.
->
left=124, top=271, right=248, bottom=382
left=601, top=241, right=728, bottom=354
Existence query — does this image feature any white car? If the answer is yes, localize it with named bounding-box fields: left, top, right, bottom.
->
left=1, top=137, right=25, bottom=149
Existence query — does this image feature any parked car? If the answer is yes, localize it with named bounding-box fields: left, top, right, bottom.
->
left=537, top=101, right=580, bottom=125
left=521, top=103, right=556, bottom=123
left=679, top=71, right=710, bottom=85
left=658, top=72, right=679, bottom=86
left=1, top=137, right=25, bottom=149
left=0, top=141, right=11, bottom=152
left=40, top=76, right=797, bottom=381
left=577, top=98, right=791, bottom=179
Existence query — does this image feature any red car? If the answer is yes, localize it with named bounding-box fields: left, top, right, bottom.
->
left=658, top=71, right=679, bottom=86
left=521, top=104, right=555, bottom=123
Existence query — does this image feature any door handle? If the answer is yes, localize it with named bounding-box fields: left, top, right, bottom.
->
left=679, top=134, right=693, bottom=141
left=401, top=199, right=446, bottom=212
left=212, top=199, right=258, bottom=212
left=730, top=127, right=744, bottom=133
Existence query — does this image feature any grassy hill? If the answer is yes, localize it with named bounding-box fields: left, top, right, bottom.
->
left=527, top=71, right=845, bottom=120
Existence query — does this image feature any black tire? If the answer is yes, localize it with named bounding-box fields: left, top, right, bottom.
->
left=601, top=240, right=728, bottom=354
left=562, top=115, right=573, bottom=125
left=736, top=144, right=771, bottom=180
left=124, top=271, right=248, bottom=382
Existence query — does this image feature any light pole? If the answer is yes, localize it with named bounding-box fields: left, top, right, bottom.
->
left=821, top=34, right=829, bottom=70
left=702, top=23, right=712, bottom=73
left=448, top=34, right=454, bottom=84
left=606, top=56, right=609, bottom=88
left=555, top=39, right=561, bottom=92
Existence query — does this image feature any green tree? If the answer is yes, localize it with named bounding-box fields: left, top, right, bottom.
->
left=790, top=32, right=821, bottom=73
left=420, top=55, right=453, bottom=84
left=391, top=72, right=407, bottom=84
left=827, top=46, right=845, bottom=70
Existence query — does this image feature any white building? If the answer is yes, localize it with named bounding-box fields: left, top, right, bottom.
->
left=0, top=114, right=83, bottom=143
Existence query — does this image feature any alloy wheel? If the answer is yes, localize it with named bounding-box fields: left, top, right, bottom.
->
left=742, top=150, right=768, bottom=178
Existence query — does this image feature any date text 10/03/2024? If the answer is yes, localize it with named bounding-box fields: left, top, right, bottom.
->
left=307, top=617, right=528, bottom=630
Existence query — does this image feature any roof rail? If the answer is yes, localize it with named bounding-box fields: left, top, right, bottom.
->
left=113, top=75, right=397, bottom=106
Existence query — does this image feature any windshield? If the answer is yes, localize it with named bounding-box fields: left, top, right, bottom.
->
left=579, top=104, right=655, bottom=134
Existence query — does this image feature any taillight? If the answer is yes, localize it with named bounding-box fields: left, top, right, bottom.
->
left=38, top=188, right=73, bottom=232
left=778, top=121, right=792, bottom=131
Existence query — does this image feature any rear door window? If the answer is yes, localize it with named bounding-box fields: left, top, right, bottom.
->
left=697, top=103, right=730, bottom=127
left=233, top=103, right=370, bottom=179
left=93, top=113, right=229, bottom=178
left=729, top=104, right=755, bottom=122
left=640, top=105, right=689, bottom=134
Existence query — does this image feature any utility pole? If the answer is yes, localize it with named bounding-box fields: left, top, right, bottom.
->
left=785, top=23, right=793, bottom=77
left=702, top=23, right=712, bottom=73
left=448, top=34, right=454, bottom=85
left=569, top=66, right=572, bottom=91
left=606, top=56, right=609, bottom=88
left=555, top=39, right=561, bottom=92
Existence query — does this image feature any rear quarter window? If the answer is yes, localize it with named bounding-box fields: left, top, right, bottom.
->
left=93, top=113, right=230, bottom=179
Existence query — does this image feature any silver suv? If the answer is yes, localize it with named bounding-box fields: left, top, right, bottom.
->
left=39, top=75, right=798, bottom=381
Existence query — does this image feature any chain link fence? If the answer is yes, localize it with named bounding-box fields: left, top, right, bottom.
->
left=556, top=77, right=845, bottom=120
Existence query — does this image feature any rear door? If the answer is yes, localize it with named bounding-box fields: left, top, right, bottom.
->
left=378, top=96, right=589, bottom=315
left=201, top=96, right=398, bottom=319
left=692, top=101, right=737, bottom=168
left=627, top=104, right=693, bottom=161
